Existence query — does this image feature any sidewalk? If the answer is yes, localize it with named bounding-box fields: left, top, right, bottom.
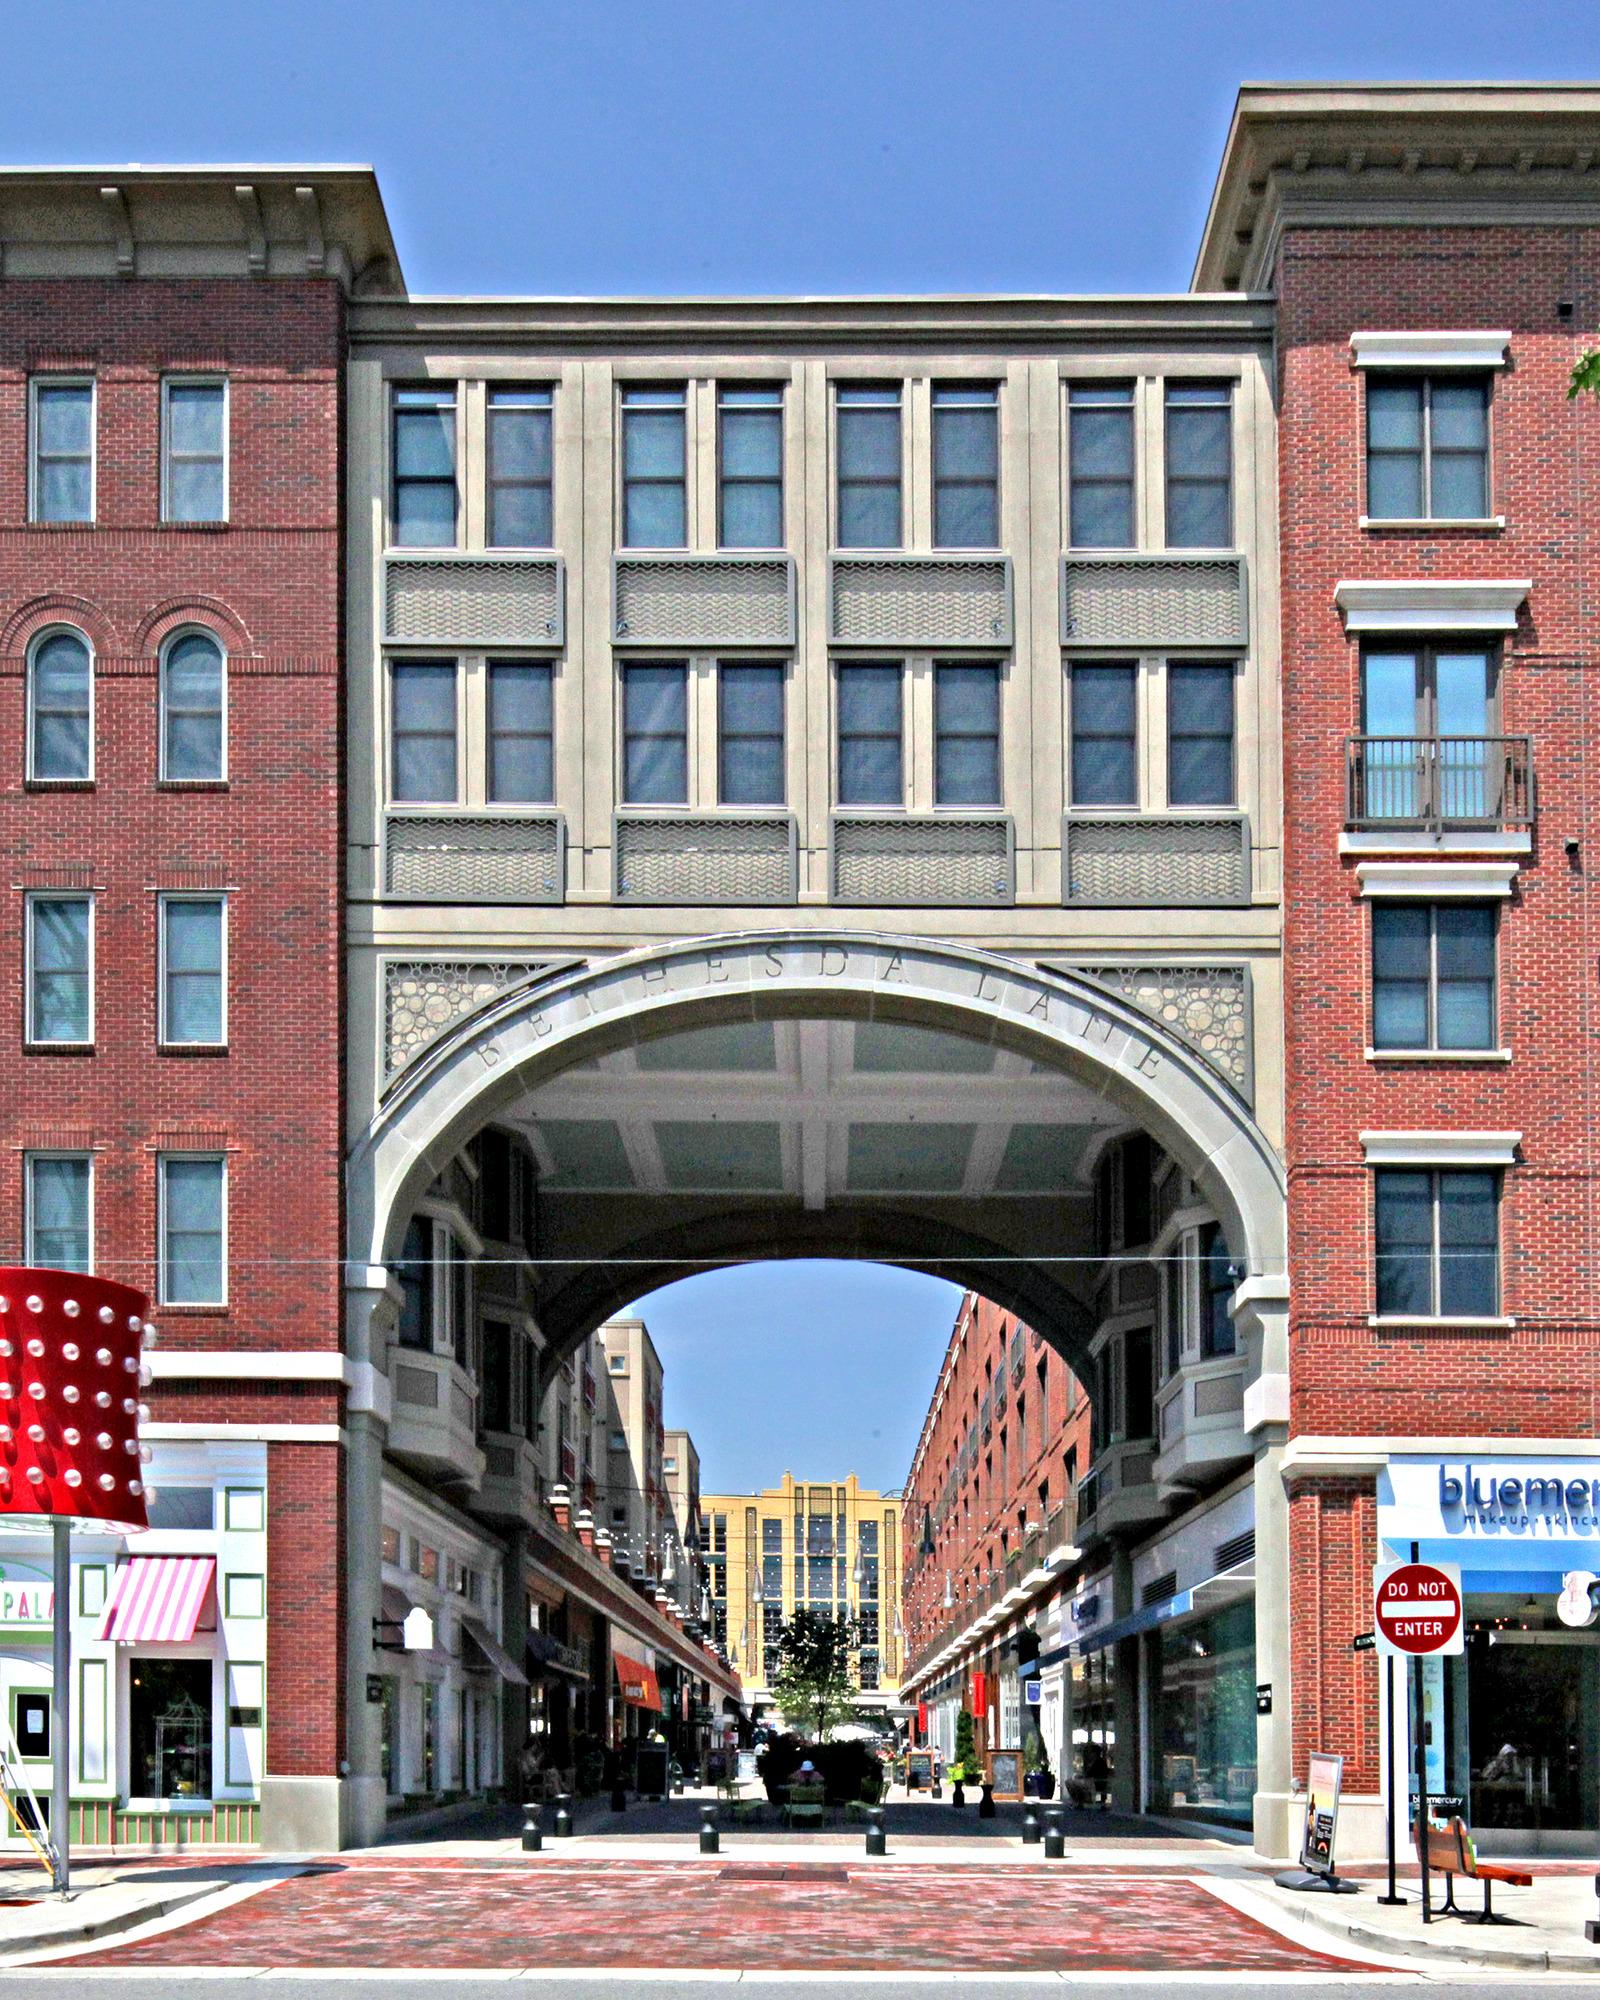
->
left=0, top=1858, right=306, bottom=1959
left=1240, top=1866, right=1600, bottom=1973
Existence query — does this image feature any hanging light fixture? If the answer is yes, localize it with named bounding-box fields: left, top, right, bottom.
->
left=943, top=1570, right=954, bottom=1610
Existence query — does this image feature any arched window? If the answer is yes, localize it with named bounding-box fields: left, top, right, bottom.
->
left=27, top=629, right=92, bottom=781
left=160, top=630, right=226, bottom=782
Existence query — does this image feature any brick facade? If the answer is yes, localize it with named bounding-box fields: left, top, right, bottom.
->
left=1276, top=221, right=1600, bottom=1778
left=0, top=278, right=348, bottom=1789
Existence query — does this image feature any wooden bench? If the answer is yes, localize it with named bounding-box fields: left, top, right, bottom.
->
left=1416, top=1815, right=1533, bottom=1924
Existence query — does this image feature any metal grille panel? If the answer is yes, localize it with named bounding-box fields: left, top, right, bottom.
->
left=613, top=554, right=795, bottom=646
left=384, top=812, right=566, bottom=904
left=614, top=813, right=796, bottom=905
left=383, top=553, right=565, bottom=647
left=829, top=555, right=1012, bottom=647
left=1061, top=554, right=1246, bottom=649
left=831, top=814, right=1014, bottom=905
left=1063, top=815, right=1249, bottom=906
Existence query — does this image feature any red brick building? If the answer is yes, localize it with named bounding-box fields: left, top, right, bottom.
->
left=0, top=170, right=400, bottom=1850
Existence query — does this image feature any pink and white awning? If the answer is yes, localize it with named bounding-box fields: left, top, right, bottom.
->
left=98, top=1556, right=216, bottom=1643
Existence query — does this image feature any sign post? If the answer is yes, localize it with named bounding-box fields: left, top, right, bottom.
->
left=1374, top=1557, right=1464, bottom=1925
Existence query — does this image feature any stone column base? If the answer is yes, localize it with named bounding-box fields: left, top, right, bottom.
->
left=259, top=1774, right=377, bottom=1854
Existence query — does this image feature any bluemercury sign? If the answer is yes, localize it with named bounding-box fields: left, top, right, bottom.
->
left=1384, top=1457, right=1600, bottom=1540
left=0, top=1564, right=54, bottom=1627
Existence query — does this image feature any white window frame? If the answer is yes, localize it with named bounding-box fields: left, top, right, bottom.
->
left=158, top=626, right=229, bottom=784
left=23, top=1151, right=94, bottom=1274
left=28, top=375, right=95, bottom=525
left=157, top=892, right=228, bottom=1049
left=157, top=1152, right=229, bottom=1308
left=24, top=890, right=94, bottom=1046
left=160, top=375, right=229, bottom=525
left=25, top=625, right=95, bottom=784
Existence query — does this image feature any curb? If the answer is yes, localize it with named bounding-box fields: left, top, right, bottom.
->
left=0, top=1880, right=222, bottom=1960
left=1268, top=1896, right=1600, bottom=1975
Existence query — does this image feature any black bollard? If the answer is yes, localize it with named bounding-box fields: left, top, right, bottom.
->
left=610, top=1781, right=627, bottom=1813
left=1043, top=1807, right=1065, bottom=1860
left=951, top=1777, right=966, bottom=1809
left=977, top=1781, right=996, bottom=1820
left=864, top=1805, right=886, bottom=1858
left=553, top=1791, right=574, bottom=1838
left=931, top=1775, right=942, bottom=1800
left=699, top=1803, right=720, bottom=1855
left=1021, top=1803, right=1040, bottom=1844
left=521, top=1800, right=543, bottom=1852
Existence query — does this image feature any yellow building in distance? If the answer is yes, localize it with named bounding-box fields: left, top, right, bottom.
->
left=699, top=1474, right=904, bottom=1717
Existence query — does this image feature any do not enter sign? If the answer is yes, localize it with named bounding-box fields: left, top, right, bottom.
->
left=1373, top=1561, right=1464, bottom=1657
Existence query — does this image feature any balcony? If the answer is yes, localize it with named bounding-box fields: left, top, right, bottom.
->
left=1152, top=1355, right=1250, bottom=1494
left=1345, top=736, right=1534, bottom=832
left=1076, top=1440, right=1165, bottom=1547
left=475, top=1430, right=543, bottom=1526
left=388, top=1346, right=485, bottom=1490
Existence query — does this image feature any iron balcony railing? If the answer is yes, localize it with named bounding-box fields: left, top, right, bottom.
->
left=1346, top=735, right=1535, bottom=831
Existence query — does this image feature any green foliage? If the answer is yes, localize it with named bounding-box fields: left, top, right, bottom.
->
left=951, top=1707, right=978, bottom=1780
left=1569, top=347, right=1600, bottom=400
left=1023, top=1727, right=1051, bottom=1775
left=766, top=1607, right=860, bottom=1741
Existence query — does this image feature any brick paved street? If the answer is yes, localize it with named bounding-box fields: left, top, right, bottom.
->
left=67, top=1858, right=1371, bottom=1974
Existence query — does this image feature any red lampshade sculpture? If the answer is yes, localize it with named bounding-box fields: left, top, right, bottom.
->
left=0, top=1269, right=152, bottom=1530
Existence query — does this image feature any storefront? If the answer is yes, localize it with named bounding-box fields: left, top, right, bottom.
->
left=1380, top=1454, right=1600, bottom=1854
left=0, top=1437, right=267, bottom=1851
left=1149, top=1595, right=1256, bottom=1828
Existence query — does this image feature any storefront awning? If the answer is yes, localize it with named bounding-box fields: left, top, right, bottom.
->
left=99, top=1556, right=216, bottom=1643
left=462, top=1616, right=529, bottom=1687
left=613, top=1649, right=662, bottom=1711
left=525, top=1628, right=590, bottom=1682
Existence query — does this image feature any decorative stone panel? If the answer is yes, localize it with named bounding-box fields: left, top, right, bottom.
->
left=1062, top=814, right=1250, bottom=906
left=829, top=554, right=1012, bottom=648
left=1049, top=961, right=1252, bottom=1101
left=831, top=813, right=1014, bottom=905
left=612, top=553, right=794, bottom=647
left=384, top=960, right=554, bottom=1082
left=1060, top=554, right=1247, bottom=649
left=383, top=552, right=565, bottom=648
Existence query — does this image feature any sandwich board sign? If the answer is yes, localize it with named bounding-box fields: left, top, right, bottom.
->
left=1299, top=1751, right=1344, bottom=1876
left=1373, top=1562, right=1464, bottom=1657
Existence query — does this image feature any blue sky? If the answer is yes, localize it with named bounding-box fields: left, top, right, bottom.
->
left=13, top=0, right=1586, bottom=1486
left=9, top=1, right=1589, bottom=296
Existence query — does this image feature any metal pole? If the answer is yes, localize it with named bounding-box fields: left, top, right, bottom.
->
left=1410, top=1540, right=1430, bottom=1924
left=1377, top=1650, right=1403, bottom=1905
left=50, top=1518, right=70, bottom=1896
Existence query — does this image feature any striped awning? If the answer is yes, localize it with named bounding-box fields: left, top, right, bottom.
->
left=99, top=1557, right=216, bottom=1643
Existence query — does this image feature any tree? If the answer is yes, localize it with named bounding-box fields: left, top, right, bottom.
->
left=766, top=1607, right=859, bottom=1741
left=953, top=1707, right=979, bottom=1777
left=1570, top=349, right=1600, bottom=400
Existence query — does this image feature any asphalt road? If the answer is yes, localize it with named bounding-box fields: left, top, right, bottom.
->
left=0, top=1978, right=1590, bottom=1997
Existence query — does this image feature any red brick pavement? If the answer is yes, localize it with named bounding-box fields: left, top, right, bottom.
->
left=72, top=1860, right=1372, bottom=1973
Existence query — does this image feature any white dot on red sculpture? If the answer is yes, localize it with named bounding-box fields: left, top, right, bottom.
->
left=62, top=1428, right=79, bottom=1446
left=64, top=1470, right=82, bottom=1488
left=24, top=1297, right=42, bottom=1315
left=97, top=1473, right=115, bottom=1492
left=122, top=1398, right=137, bottom=1415
left=0, top=1341, right=14, bottom=1359
left=63, top=1386, right=80, bottom=1404
left=122, top=1439, right=138, bottom=1455
left=63, top=1300, right=80, bottom=1319
left=139, top=1443, right=153, bottom=1462
left=26, top=1384, right=46, bottom=1402
left=123, top=1356, right=139, bottom=1375
left=62, top=1343, right=78, bottom=1363
left=26, top=1425, right=44, bottom=1444
left=0, top=1427, right=10, bottom=1444
left=94, top=1392, right=111, bottom=1409
left=95, top=1348, right=112, bottom=1366
left=97, top=1306, right=114, bottom=1325
left=137, top=1404, right=150, bottom=1423
left=128, top=1480, right=144, bottom=1498
left=96, top=1433, right=112, bottom=1451
left=25, top=1340, right=42, bottom=1358
left=126, top=1316, right=140, bottom=1333
left=25, top=1467, right=43, bottom=1485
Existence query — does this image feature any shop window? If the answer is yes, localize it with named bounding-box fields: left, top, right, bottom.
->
left=1374, top=1167, right=1500, bottom=1318
left=12, top=1690, right=49, bottom=1761
left=130, top=1657, right=213, bottom=1801
left=1151, top=1598, right=1255, bottom=1827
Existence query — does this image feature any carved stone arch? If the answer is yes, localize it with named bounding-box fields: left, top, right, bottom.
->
left=2, top=593, right=120, bottom=657
left=350, top=929, right=1287, bottom=1300
left=136, top=594, right=256, bottom=656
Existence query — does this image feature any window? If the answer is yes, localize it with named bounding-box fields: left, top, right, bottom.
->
left=160, top=631, right=225, bottom=782
left=130, top=1657, right=212, bottom=1802
left=1374, top=1168, right=1499, bottom=1318
left=30, top=378, right=93, bottom=524
left=1360, top=645, right=1497, bottom=820
left=487, top=661, right=554, bottom=803
left=1167, top=663, right=1235, bottom=806
left=620, top=386, right=686, bottom=548
left=934, top=662, right=1000, bottom=806
left=1165, top=381, right=1232, bottom=548
left=158, top=1156, right=226, bottom=1306
left=487, top=387, right=553, bottom=547
left=718, top=385, right=783, bottom=548
left=27, top=630, right=92, bottom=782
left=25, top=1155, right=91, bottom=1273
left=391, top=387, right=457, bottom=547
left=1068, top=381, right=1135, bottom=548
left=932, top=382, right=999, bottom=547
left=1069, top=662, right=1136, bottom=805
left=1199, top=1222, right=1236, bottom=1357
left=390, top=661, right=458, bottom=802
left=161, top=378, right=227, bottom=523
left=26, top=895, right=92, bottom=1044
left=835, top=385, right=901, bottom=548
left=836, top=662, right=903, bottom=806
left=1366, top=375, right=1489, bottom=521
left=481, top=1321, right=513, bottom=1432
left=718, top=662, right=785, bottom=805
left=1372, top=903, right=1496, bottom=1052
left=621, top=662, right=688, bottom=804
left=396, top=1216, right=433, bottom=1350
left=1124, top=1326, right=1154, bottom=1439
left=608, top=1352, right=627, bottom=1373
left=160, top=896, right=226, bottom=1047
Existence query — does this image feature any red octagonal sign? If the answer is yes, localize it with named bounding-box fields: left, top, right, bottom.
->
left=1373, top=1561, right=1464, bottom=1657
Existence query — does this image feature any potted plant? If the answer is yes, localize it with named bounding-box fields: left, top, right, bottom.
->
left=949, top=1709, right=978, bottom=1807
left=1022, top=1729, right=1055, bottom=1800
